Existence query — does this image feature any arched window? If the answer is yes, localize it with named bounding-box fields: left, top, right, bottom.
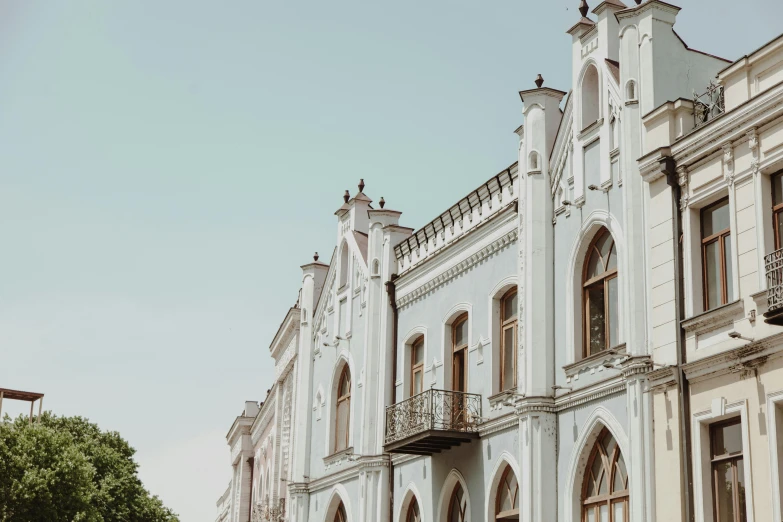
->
left=500, top=289, right=518, bottom=391
left=339, top=242, right=350, bottom=288
left=410, top=336, right=424, bottom=396
left=448, top=482, right=467, bottom=522
left=495, top=464, right=519, bottom=520
left=581, top=64, right=600, bottom=129
left=452, top=314, right=468, bottom=392
left=582, top=429, right=629, bottom=522
left=406, top=498, right=421, bottom=522
left=334, top=366, right=351, bottom=452
left=334, top=501, right=348, bottom=522
left=583, top=229, right=618, bottom=357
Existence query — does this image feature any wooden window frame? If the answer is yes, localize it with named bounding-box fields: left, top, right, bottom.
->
left=334, top=366, right=351, bottom=453
left=772, top=172, right=783, bottom=250
left=582, top=230, right=618, bottom=358
left=334, top=501, right=347, bottom=522
left=410, top=337, right=424, bottom=397
left=451, top=314, right=469, bottom=393
left=581, top=428, right=629, bottom=522
left=447, top=482, right=467, bottom=522
left=495, top=464, right=520, bottom=520
left=710, top=418, right=746, bottom=522
left=500, top=288, right=518, bottom=391
left=701, top=198, right=732, bottom=311
left=406, top=498, right=421, bottom=522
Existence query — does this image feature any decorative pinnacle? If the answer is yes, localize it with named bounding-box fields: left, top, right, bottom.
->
left=579, top=0, right=589, bottom=17
left=635, top=0, right=641, bottom=4
left=379, top=197, right=385, bottom=209
left=343, top=190, right=350, bottom=203
left=535, top=74, right=544, bottom=88
left=358, top=178, right=365, bottom=193
left=314, top=252, right=319, bottom=262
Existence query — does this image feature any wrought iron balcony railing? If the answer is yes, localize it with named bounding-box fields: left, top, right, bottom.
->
left=693, top=81, right=725, bottom=128
left=766, top=248, right=783, bottom=316
left=384, top=388, right=482, bottom=447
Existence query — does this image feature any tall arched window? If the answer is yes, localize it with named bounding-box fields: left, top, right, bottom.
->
left=334, top=501, right=348, bottom=522
left=582, top=429, right=628, bottom=522
left=583, top=229, right=618, bottom=357
left=500, top=289, right=518, bottom=391
left=448, top=482, right=467, bottom=522
left=581, top=64, right=599, bottom=129
left=410, top=337, right=424, bottom=396
left=406, top=498, right=421, bottom=522
left=495, top=465, right=519, bottom=520
left=334, top=366, right=351, bottom=452
left=452, top=314, right=468, bottom=393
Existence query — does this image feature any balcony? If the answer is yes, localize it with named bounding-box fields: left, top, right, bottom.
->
left=384, top=388, right=482, bottom=456
left=765, top=248, right=783, bottom=325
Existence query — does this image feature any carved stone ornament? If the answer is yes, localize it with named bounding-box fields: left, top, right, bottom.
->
left=747, top=128, right=760, bottom=172
left=677, top=165, right=689, bottom=211
left=722, top=143, right=735, bottom=186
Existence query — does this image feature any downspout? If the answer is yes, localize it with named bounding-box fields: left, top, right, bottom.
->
left=247, top=455, right=255, bottom=522
left=662, top=157, right=694, bottom=522
left=385, top=274, right=399, bottom=522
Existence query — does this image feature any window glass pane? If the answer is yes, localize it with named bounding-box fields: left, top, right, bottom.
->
left=503, top=291, right=518, bottom=320
left=587, top=285, right=607, bottom=354
left=737, top=459, right=747, bottom=522
left=713, top=461, right=735, bottom=522
left=590, top=455, right=604, bottom=496
left=705, top=240, right=722, bottom=310
left=454, top=318, right=467, bottom=346
left=712, top=421, right=743, bottom=457
left=586, top=507, right=596, bottom=522
left=587, top=248, right=603, bottom=279
left=774, top=173, right=783, bottom=206
left=775, top=210, right=783, bottom=250
left=599, top=504, right=609, bottom=522
left=613, top=501, right=626, bottom=522
left=335, top=400, right=349, bottom=451
left=597, top=232, right=612, bottom=263
left=413, top=370, right=422, bottom=395
left=413, top=341, right=424, bottom=365
left=503, top=326, right=515, bottom=389
left=724, top=234, right=734, bottom=303
left=607, top=277, right=618, bottom=349
left=703, top=199, right=730, bottom=237
left=615, top=453, right=627, bottom=491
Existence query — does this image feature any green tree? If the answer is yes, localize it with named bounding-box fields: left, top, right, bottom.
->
left=0, top=412, right=179, bottom=522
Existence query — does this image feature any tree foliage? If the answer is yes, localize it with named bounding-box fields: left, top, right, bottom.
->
left=0, top=412, right=179, bottom=522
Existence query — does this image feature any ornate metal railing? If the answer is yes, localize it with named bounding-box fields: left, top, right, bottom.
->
left=766, top=248, right=783, bottom=313
left=694, top=81, right=725, bottom=128
left=252, top=497, right=286, bottom=522
left=384, top=388, right=482, bottom=445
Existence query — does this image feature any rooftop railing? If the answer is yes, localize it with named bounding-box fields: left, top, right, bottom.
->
left=694, top=81, right=725, bottom=128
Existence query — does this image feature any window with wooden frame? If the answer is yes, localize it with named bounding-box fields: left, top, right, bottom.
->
left=583, top=229, right=618, bottom=357
left=334, top=366, right=351, bottom=453
left=410, top=337, right=424, bottom=396
left=452, top=314, right=469, bottom=393
left=495, top=464, right=519, bottom=520
left=448, top=482, right=467, bottom=522
left=500, top=289, right=518, bottom=391
left=772, top=171, right=783, bottom=250
left=710, top=419, right=747, bottom=522
left=334, top=501, right=348, bottom=522
left=701, top=198, right=733, bottom=311
left=406, top=498, right=421, bottom=522
left=582, top=428, right=629, bottom=522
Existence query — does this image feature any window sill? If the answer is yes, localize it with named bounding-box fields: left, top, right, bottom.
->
left=578, top=118, right=604, bottom=140
left=681, top=300, right=743, bottom=336
left=563, top=343, right=627, bottom=383
left=323, top=447, right=354, bottom=469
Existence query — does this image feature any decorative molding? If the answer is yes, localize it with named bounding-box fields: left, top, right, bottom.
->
left=722, top=143, right=735, bottom=186
left=555, top=380, right=627, bottom=412
left=681, top=299, right=743, bottom=336
left=682, top=334, right=783, bottom=383
left=322, top=446, right=355, bottom=470
left=563, top=345, right=627, bottom=383
left=677, top=165, right=689, bottom=210
left=477, top=412, right=518, bottom=436
left=395, top=228, right=518, bottom=310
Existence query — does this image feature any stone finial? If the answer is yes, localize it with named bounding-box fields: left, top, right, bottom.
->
left=358, top=178, right=365, bottom=193
left=579, top=0, right=589, bottom=17
left=635, top=0, right=641, bottom=4
left=379, top=197, right=385, bottom=209
left=314, top=252, right=319, bottom=262
left=343, top=190, right=350, bottom=203
left=535, top=74, right=544, bottom=88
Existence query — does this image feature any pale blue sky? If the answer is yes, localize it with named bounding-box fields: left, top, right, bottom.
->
left=1, top=1, right=781, bottom=521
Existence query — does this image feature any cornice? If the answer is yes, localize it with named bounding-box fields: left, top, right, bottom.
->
left=395, top=225, right=518, bottom=310
left=478, top=412, right=518, bottom=437
left=681, top=299, right=743, bottom=336
left=305, top=463, right=363, bottom=492
left=555, top=378, right=627, bottom=412
left=638, top=147, right=672, bottom=183
left=682, top=332, right=783, bottom=383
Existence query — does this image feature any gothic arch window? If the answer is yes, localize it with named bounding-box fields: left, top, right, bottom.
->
left=581, top=64, right=600, bottom=129
left=582, top=429, right=629, bottom=522
left=339, top=242, right=350, bottom=288
left=494, top=464, right=519, bottom=520
left=500, top=289, right=518, bottom=391
left=334, top=365, right=351, bottom=452
left=447, top=482, right=467, bottom=522
left=334, top=501, right=348, bottom=522
left=583, top=228, right=618, bottom=357
left=406, top=497, right=421, bottom=522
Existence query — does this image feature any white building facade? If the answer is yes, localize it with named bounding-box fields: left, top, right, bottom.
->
left=218, top=2, right=783, bottom=521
